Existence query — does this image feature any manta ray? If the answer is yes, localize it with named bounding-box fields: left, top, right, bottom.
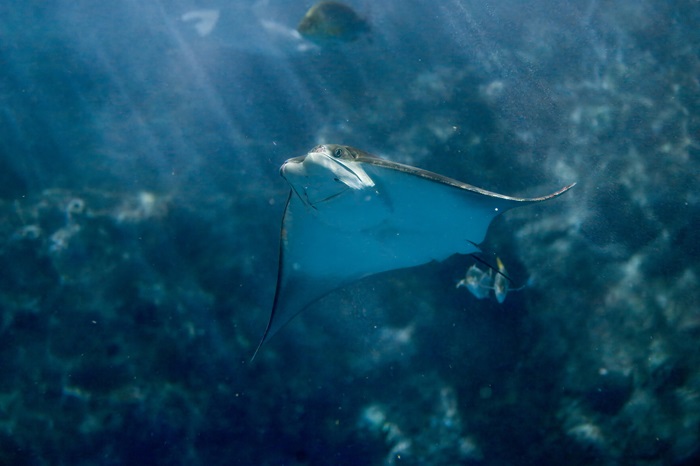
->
left=252, top=144, right=574, bottom=359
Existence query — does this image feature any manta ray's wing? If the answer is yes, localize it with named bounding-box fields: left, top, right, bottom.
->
left=251, top=155, right=574, bottom=359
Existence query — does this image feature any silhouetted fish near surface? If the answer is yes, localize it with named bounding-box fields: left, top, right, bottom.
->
left=297, top=1, right=370, bottom=44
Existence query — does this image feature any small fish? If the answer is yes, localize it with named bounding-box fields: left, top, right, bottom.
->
left=456, top=265, right=493, bottom=300
left=457, top=257, right=529, bottom=303
left=297, top=1, right=370, bottom=44
left=181, top=9, right=220, bottom=37
left=492, top=257, right=509, bottom=303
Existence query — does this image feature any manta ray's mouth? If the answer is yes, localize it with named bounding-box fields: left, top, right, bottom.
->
left=280, top=149, right=375, bottom=209
left=306, top=149, right=375, bottom=190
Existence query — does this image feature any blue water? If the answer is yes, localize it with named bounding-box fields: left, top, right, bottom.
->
left=1, top=1, right=699, bottom=465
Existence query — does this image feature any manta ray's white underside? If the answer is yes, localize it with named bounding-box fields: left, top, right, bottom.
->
left=251, top=144, right=574, bottom=359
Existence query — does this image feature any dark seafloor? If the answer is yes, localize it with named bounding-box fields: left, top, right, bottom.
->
left=1, top=1, right=699, bottom=465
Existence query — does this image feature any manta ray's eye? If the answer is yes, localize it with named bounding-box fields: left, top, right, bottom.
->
left=333, top=148, right=344, bottom=158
